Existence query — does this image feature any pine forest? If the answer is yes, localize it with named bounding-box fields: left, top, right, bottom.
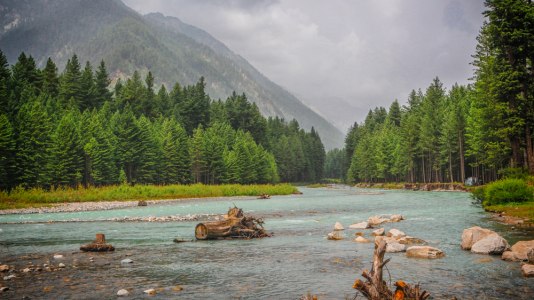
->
left=0, top=50, right=326, bottom=191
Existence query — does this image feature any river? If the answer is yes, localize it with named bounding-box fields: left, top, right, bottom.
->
left=0, top=186, right=532, bottom=299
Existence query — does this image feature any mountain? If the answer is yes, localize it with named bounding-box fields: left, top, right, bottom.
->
left=0, top=0, right=345, bottom=149
left=298, top=96, right=361, bottom=134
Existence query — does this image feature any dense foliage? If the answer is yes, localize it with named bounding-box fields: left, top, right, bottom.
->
left=339, top=1, right=534, bottom=185
left=0, top=50, right=325, bottom=190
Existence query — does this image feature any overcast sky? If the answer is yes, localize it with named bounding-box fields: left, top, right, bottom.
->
left=123, top=0, right=486, bottom=122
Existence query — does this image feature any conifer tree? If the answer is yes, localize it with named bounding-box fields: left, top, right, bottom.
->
left=0, top=114, right=15, bottom=190
left=80, top=61, right=97, bottom=112
left=51, top=113, right=83, bottom=186
left=59, top=54, right=83, bottom=109
left=94, top=60, right=113, bottom=109
left=41, top=58, right=60, bottom=98
left=0, top=49, right=11, bottom=114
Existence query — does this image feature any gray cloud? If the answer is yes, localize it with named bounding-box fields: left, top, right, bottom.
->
left=123, top=0, right=486, bottom=124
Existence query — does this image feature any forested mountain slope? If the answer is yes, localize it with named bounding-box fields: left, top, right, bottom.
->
left=0, top=0, right=344, bottom=149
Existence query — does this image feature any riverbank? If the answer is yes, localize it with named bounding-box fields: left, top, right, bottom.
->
left=0, top=183, right=298, bottom=210
left=354, top=182, right=471, bottom=192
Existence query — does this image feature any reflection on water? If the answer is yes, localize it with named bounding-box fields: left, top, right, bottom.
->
left=1, top=186, right=533, bottom=299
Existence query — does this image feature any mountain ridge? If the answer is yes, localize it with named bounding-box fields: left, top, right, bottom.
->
left=0, top=0, right=345, bottom=149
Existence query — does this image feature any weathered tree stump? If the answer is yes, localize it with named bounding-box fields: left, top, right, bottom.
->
left=195, top=206, right=270, bottom=240
left=258, top=192, right=271, bottom=199
left=353, top=241, right=430, bottom=299
left=138, top=200, right=147, bottom=206
left=80, top=234, right=115, bottom=252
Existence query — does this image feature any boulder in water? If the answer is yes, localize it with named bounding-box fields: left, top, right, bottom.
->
left=386, top=228, right=406, bottom=239
left=528, top=248, right=534, bottom=264
left=348, top=222, right=370, bottom=229
left=501, top=240, right=534, bottom=261
left=390, top=214, right=403, bottom=222
left=368, top=216, right=382, bottom=226
left=521, top=264, right=534, bottom=277
left=471, top=233, right=511, bottom=254
left=407, top=246, right=445, bottom=258
left=386, top=243, right=406, bottom=253
left=334, top=222, right=344, bottom=231
left=374, top=236, right=398, bottom=248
left=461, top=226, right=496, bottom=250
left=370, top=228, right=385, bottom=237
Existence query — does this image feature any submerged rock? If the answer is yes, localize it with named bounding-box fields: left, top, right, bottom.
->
left=348, top=222, right=370, bottom=229
left=521, top=264, right=534, bottom=277
left=117, top=289, right=130, bottom=296
left=406, top=246, right=445, bottom=258
left=144, top=289, right=156, bottom=295
left=334, top=222, right=344, bottom=231
left=386, top=229, right=406, bottom=239
left=353, top=236, right=371, bottom=243
left=370, top=228, right=385, bottom=237
left=461, top=226, right=496, bottom=250
left=327, top=232, right=344, bottom=241
left=471, top=233, right=511, bottom=255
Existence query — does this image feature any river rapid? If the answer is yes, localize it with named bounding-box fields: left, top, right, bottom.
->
left=0, top=186, right=533, bottom=299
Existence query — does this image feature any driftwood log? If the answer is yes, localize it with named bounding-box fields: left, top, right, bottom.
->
left=353, top=241, right=430, bottom=299
left=195, top=206, right=270, bottom=240
left=80, top=234, right=115, bottom=252
left=258, top=192, right=271, bottom=199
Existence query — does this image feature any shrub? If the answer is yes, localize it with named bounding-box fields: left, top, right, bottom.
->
left=471, top=186, right=485, bottom=203
left=484, top=178, right=534, bottom=206
left=498, top=167, right=530, bottom=181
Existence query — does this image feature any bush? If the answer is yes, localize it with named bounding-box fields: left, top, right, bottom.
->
left=484, top=178, right=534, bottom=206
left=471, top=186, right=485, bottom=203
left=498, top=167, right=530, bottom=181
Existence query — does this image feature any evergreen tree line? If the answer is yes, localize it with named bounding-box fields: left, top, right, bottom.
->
left=328, top=1, right=534, bottom=185
left=0, top=50, right=326, bottom=190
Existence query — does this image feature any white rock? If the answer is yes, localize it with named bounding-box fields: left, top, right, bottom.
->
left=390, top=214, right=402, bottom=222
left=370, top=228, right=385, bottom=237
left=121, top=259, right=133, bottom=264
left=461, top=226, right=496, bottom=250
left=53, top=255, right=64, bottom=259
left=407, top=246, right=445, bottom=258
left=353, top=236, right=371, bottom=243
left=334, top=222, right=344, bottom=231
left=368, top=216, right=382, bottom=226
left=58, top=263, right=65, bottom=268
left=471, top=233, right=511, bottom=254
left=144, top=288, right=156, bottom=295
left=386, top=243, right=406, bottom=253
left=348, top=222, right=369, bottom=229
left=22, top=268, right=31, bottom=273
left=117, top=289, right=130, bottom=296
left=386, top=229, right=406, bottom=239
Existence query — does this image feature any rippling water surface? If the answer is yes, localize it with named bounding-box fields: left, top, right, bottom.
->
left=1, top=186, right=533, bottom=299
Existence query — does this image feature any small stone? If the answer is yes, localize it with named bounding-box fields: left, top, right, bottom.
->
left=353, top=236, right=371, bottom=243
left=0, top=265, right=8, bottom=272
left=327, top=232, right=344, bottom=240
left=390, top=214, right=402, bottom=222
left=370, top=228, right=385, bottom=237
left=355, top=232, right=364, bottom=236
left=173, top=286, right=183, bottom=291
left=117, top=289, right=130, bottom=296
left=35, top=267, right=42, bottom=272
left=144, top=289, right=156, bottom=295
left=406, top=246, right=445, bottom=258
left=58, top=263, right=65, bottom=268
left=22, top=268, right=31, bottom=273
left=53, top=255, right=63, bottom=259
left=476, top=259, right=492, bottom=262
left=0, top=287, right=8, bottom=292
left=121, top=259, right=133, bottom=264
left=398, top=236, right=428, bottom=245
left=3, top=276, right=11, bottom=281
left=334, top=222, right=344, bottom=231
left=386, top=229, right=406, bottom=239
left=89, top=257, right=94, bottom=260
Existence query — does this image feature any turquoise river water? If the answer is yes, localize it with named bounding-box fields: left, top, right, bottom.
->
left=0, top=186, right=533, bottom=299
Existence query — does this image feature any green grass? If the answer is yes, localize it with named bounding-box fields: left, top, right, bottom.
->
left=307, top=183, right=328, bottom=188
left=0, top=183, right=298, bottom=210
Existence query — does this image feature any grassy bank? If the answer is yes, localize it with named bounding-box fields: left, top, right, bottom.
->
left=307, top=183, right=328, bottom=188
left=0, top=183, right=298, bottom=210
